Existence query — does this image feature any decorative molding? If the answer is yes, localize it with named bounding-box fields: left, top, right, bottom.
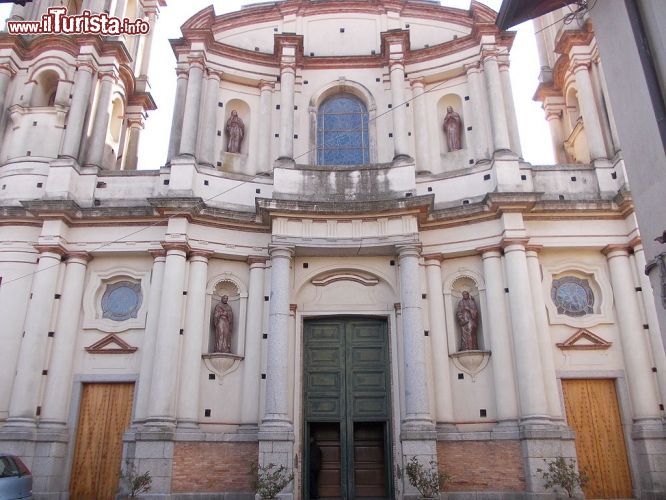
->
left=450, top=350, right=491, bottom=382
left=85, top=334, right=138, bottom=354
left=311, top=272, right=379, bottom=288
left=556, top=329, right=612, bottom=351
left=202, top=353, right=243, bottom=380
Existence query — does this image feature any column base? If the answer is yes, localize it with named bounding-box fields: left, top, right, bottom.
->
left=519, top=424, right=577, bottom=494
left=123, top=426, right=176, bottom=495
left=631, top=419, right=666, bottom=497
left=400, top=430, right=438, bottom=497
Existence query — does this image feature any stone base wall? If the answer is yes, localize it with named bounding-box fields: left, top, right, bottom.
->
left=437, top=440, right=525, bottom=492
left=171, top=441, right=258, bottom=493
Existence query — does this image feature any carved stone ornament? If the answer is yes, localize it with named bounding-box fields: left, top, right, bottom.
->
left=101, top=281, right=143, bottom=322
left=449, top=350, right=491, bottom=382
left=556, top=328, right=612, bottom=351
left=85, top=333, right=138, bottom=354
left=645, top=252, right=666, bottom=309
left=202, top=353, right=244, bottom=380
left=551, top=275, right=594, bottom=317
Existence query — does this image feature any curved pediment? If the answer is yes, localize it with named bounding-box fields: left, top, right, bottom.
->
left=311, top=270, right=380, bottom=287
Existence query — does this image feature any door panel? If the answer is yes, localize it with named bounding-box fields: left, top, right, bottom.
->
left=562, top=379, right=632, bottom=498
left=69, top=383, right=134, bottom=500
left=304, top=318, right=391, bottom=499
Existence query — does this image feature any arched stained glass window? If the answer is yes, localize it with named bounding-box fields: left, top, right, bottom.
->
left=317, top=94, right=369, bottom=165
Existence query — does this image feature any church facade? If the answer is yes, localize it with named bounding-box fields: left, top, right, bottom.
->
left=0, top=0, right=665, bottom=498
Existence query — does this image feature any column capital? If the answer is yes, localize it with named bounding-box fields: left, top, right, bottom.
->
left=525, top=244, right=543, bottom=255
left=206, top=68, right=223, bottom=81
left=410, top=77, right=426, bottom=89
left=289, top=304, right=297, bottom=315
left=127, top=115, right=146, bottom=129
left=0, top=63, right=16, bottom=78
left=464, top=61, right=481, bottom=74
left=75, top=60, right=97, bottom=74
left=175, top=66, right=189, bottom=79
left=279, top=62, right=296, bottom=74
left=602, top=244, right=632, bottom=257
left=394, top=302, right=401, bottom=313
left=388, top=59, right=405, bottom=72
left=248, top=255, right=268, bottom=266
left=481, top=49, right=499, bottom=62
left=187, top=55, right=206, bottom=70
left=189, top=249, right=214, bottom=260
left=161, top=241, right=191, bottom=255
left=545, top=108, right=563, bottom=121
left=259, top=80, right=275, bottom=91
left=33, top=244, right=67, bottom=258
left=476, top=244, right=503, bottom=256
left=97, top=69, right=119, bottom=83
left=65, top=251, right=92, bottom=264
left=501, top=238, right=529, bottom=252
left=269, top=245, right=295, bottom=259
left=422, top=253, right=443, bottom=264
left=629, top=236, right=642, bottom=250
left=396, top=243, right=421, bottom=258
left=148, top=249, right=167, bottom=259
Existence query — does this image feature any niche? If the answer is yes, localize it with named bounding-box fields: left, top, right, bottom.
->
left=451, top=276, right=483, bottom=352
left=218, top=99, right=250, bottom=173
left=208, top=279, right=241, bottom=354
left=437, top=93, right=466, bottom=154
left=31, top=70, right=60, bottom=107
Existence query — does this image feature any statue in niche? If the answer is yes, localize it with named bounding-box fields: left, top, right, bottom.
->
left=225, top=110, right=245, bottom=153
left=443, top=105, right=462, bottom=151
left=213, top=295, right=234, bottom=353
left=456, top=291, right=479, bottom=351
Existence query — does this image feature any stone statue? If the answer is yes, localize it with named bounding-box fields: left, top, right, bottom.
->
left=225, top=110, right=245, bottom=154
left=456, top=291, right=479, bottom=351
left=213, top=295, right=234, bottom=353
left=443, top=105, right=462, bottom=151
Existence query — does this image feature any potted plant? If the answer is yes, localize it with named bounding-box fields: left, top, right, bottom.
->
left=250, top=462, right=294, bottom=500
left=405, top=456, right=451, bottom=499
left=536, top=456, right=589, bottom=498
left=118, top=459, right=152, bottom=499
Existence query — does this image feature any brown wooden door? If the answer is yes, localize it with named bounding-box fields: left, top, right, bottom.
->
left=562, top=379, right=632, bottom=498
left=69, top=383, right=135, bottom=500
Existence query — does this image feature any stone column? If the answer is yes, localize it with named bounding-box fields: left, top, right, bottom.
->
left=423, top=255, right=454, bottom=424
left=389, top=60, right=410, bottom=160
left=482, top=51, right=511, bottom=152
left=572, top=61, right=607, bottom=160
left=545, top=107, right=568, bottom=164
left=410, top=79, right=431, bottom=173
left=502, top=240, right=550, bottom=425
left=113, top=0, right=126, bottom=18
left=525, top=248, right=563, bottom=420
left=278, top=53, right=296, bottom=160
left=479, top=247, right=519, bottom=425
left=40, top=253, right=91, bottom=428
left=61, top=63, right=95, bottom=160
left=498, top=58, right=522, bottom=157
left=122, top=116, right=143, bottom=171
left=177, top=251, right=213, bottom=428
left=138, top=10, right=157, bottom=78
left=261, top=246, right=294, bottom=429
left=85, top=71, right=116, bottom=167
left=198, top=70, right=221, bottom=167
left=632, top=241, right=666, bottom=408
left=6, top=246, right=64, bottom=427
left=241, top=257, right=267, bottom=426
left=397, top=244, right=432, bottom=428
left=146, top=243, right=189, bottom=426
left=604, top=246, right=661, bottom=421
left=82, top=0, right=105, bottom=13
left=257, top=81, right=274, bottom=172
left=167, top=67, right=188, bottom=163
left=178, top=58, right=205, bottom=157
left=465, top=63, right=491, bottom=161
left=9, top=3, right=26, bottom=20
left=134, top=251, right=166, bottom=422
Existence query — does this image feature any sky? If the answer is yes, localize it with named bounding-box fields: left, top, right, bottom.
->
left=1, top=0, right=555, bottom=168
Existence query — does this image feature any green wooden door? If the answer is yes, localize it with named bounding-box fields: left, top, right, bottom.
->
left=304, top=317, right=392, bottom=500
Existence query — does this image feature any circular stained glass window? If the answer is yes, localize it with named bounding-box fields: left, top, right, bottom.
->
left=551, top=276, right=594, bottom=317
left=101, top=281, right=142, bottom=321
